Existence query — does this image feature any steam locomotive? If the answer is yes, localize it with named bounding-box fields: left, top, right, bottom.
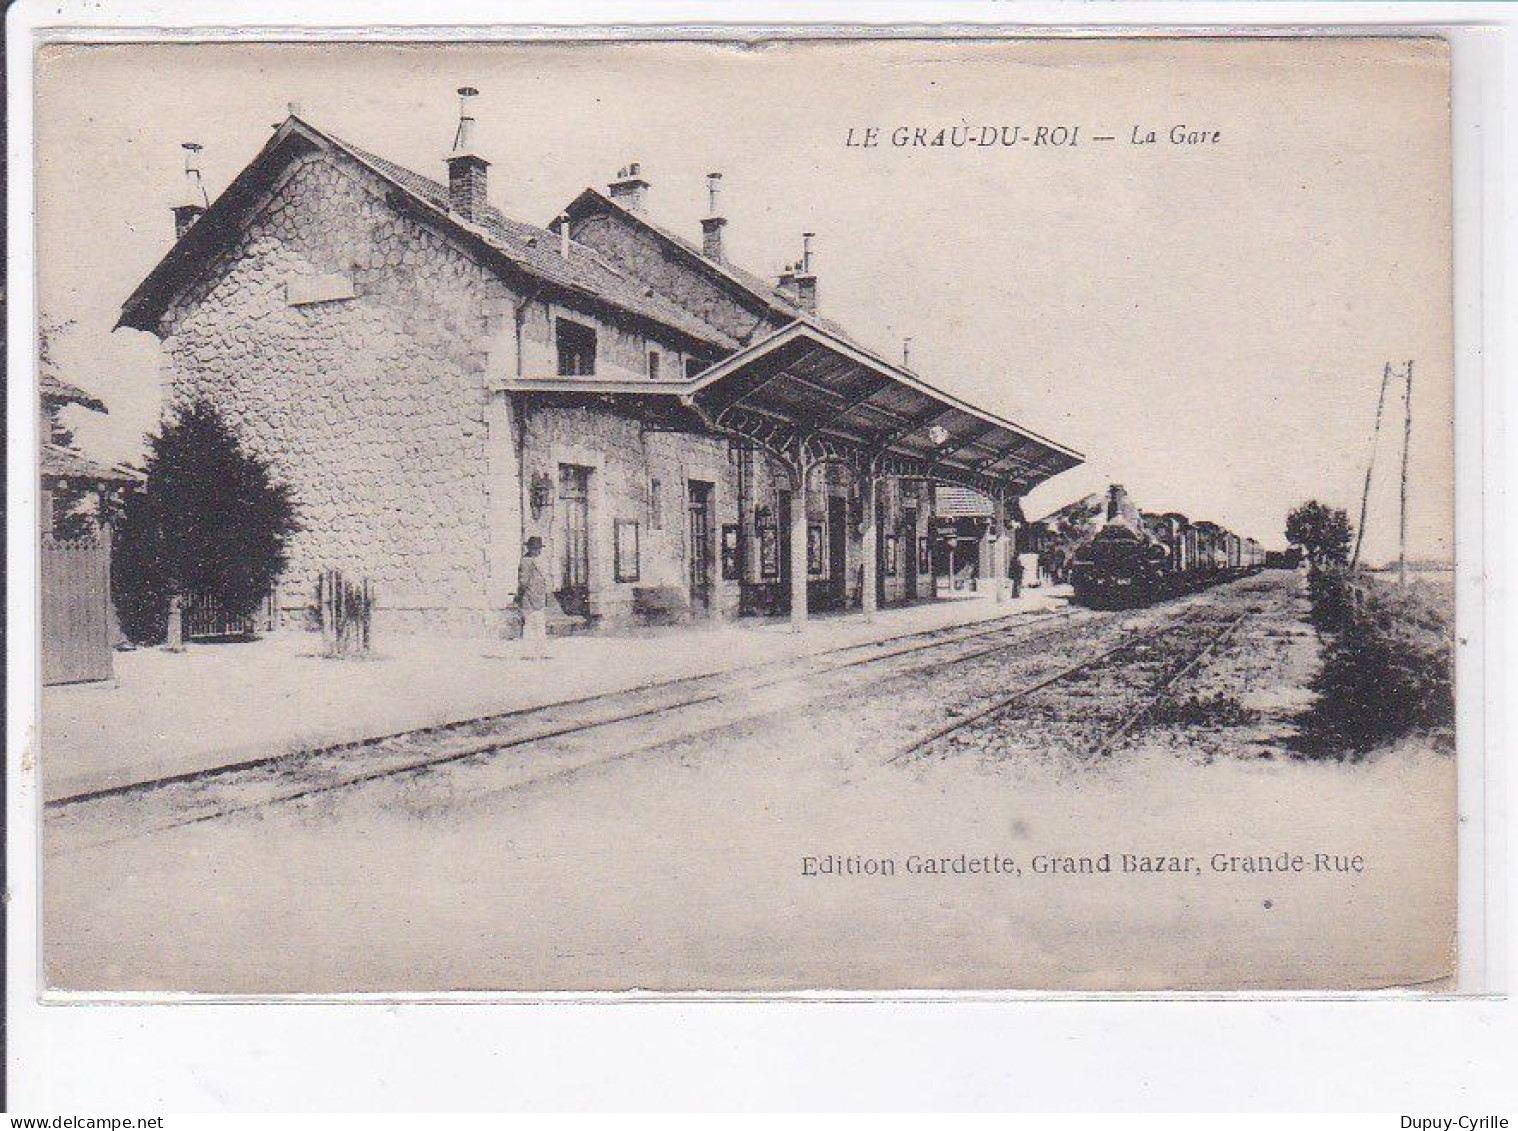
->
left=1069, top=485, right=1264, bottom=608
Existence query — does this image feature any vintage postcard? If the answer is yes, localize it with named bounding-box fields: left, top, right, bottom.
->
left=33, top=35, right=1456, bottom=993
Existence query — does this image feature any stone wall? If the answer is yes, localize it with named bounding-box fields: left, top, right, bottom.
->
left=517, top=299, right=700, bottom=383
left=157, top=145, right=710, bottom=636
left=160, top=149, right=521, bottom=633
left=569, top=213, right=787, bottom=346
left=150, top=140, right=942, bottom=638
left=519, top=400, right=742, bottom=626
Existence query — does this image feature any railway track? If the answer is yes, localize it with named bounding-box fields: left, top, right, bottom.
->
left=1088, top=608, right=1254, bottom=758
left=51, top=604, right=1077, bottom=807
left=48, top=602, right=1109, bottom=844
left=891, top=602, right=1256, bottom=764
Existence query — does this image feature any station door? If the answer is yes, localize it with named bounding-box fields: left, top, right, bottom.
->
left=688, top=481, right=714, bottom=613
left=557, top=464, right=592, bottom=618
left=827, top=496, right=848, bottom=607
left=902, top=507, right=919, bottom=600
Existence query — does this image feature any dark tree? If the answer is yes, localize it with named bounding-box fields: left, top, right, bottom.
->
left=112, top=402, right=299, bottom=644
left=1285, top=500, right=1353, bottom=570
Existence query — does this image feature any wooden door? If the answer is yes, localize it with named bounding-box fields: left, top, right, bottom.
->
left=41, top=535, right=113, bottom=685
left=902, top=507, right=919, bottom=600
left=688, top=481, right=714, bottom=613
left=827, top=496, right=848, bottom=607
left=557, top=464, right=591, bottom=618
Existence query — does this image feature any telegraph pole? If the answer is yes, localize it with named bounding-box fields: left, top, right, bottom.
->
left=1352, top=362, right=1395, bottom=569
left=1399, top=360, right=1414, bottom=586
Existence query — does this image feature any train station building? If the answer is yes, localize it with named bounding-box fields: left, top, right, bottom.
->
left=117, top=98, right=1083, bottom=636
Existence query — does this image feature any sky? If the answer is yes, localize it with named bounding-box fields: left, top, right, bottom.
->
left=34, top=37, right=1453, bottom=562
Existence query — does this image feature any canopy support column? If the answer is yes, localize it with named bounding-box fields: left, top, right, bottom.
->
left=861, top=461, right=880, bottom=622
left=994, top=492, right=1010, bottom=603
left=789, top=454, right=814, bottom=633
left=927, top=482, right=939, bottom=600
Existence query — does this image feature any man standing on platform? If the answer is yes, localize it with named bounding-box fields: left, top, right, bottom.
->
left=518, top=535, right=550, bottom=659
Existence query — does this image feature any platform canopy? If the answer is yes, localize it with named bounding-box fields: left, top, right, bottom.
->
left=505, top=320, right=1083, bottom=499
left=682, top=321, right=1082, bottom=497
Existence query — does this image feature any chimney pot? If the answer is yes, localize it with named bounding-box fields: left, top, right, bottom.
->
left=701, top=172, right=727, bottom=261
left=446, top=86, right=489, bottom=222
left=783, top=233, right=817, bottom=314
left=172, top=141, right=208, bottom=239
left=609, top=163, right=650, bottom=212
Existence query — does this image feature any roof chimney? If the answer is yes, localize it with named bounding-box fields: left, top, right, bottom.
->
left=446, top=86, right=489, bottom=223
left=172, top=141, right=209, bottom=239
left=792, top=233, right=818, bottom=314
left=700, top=172, right=727, bottom=261
left=609, top=162, right=649, bottom=212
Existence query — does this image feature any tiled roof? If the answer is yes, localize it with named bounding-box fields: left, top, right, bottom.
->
left=564, top=187, right=863, bottom=345
left=40, top=373, right=107, bottom=413
left=40, top=443, right=141, bottom=483
left=317, top=129, right=740, bottom=350
left=120, top=116, right=739, bottom=351
left=934, top=485, right=994, bottom=517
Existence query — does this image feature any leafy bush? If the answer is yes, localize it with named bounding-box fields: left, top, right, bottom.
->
left=1285, top=499, right=1353, bottom=569
left=1307, top=565, right=1356, bottom=635
left=112, top=402, right=299, bottom=644
left=1303, top=572, right=1454, bottom=755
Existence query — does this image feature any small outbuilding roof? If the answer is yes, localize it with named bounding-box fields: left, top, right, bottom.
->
left=934, top=486, right=995, bottom=518
left=40, top=373, right=108, bottom=414
left=40, top=443, right=142, bottom=484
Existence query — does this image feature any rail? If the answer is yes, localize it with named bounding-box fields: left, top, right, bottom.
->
left=49, top=604, right=1094, bottom=838
left=889, top=608, right=1208, bottom=763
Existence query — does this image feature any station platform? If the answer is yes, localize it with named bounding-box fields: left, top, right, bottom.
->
left=38, top=586, right=1070, bottom=804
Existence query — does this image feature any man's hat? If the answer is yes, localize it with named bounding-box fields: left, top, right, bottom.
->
left=525, top=536, right=544, bottom=552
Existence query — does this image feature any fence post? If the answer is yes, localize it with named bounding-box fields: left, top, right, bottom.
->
left=165, top=594, right=184, bottom=652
